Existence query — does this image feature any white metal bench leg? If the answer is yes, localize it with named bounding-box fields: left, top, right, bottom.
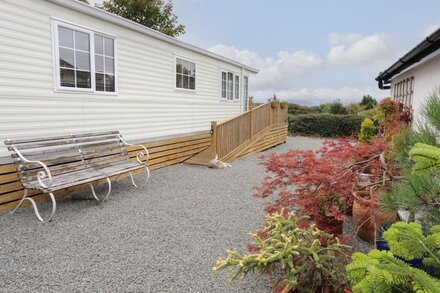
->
left=129, top=166, right=150, bottom=188
left=89, top=177, right=112, bottom=201
left=11, top=189, right=56, bottom=223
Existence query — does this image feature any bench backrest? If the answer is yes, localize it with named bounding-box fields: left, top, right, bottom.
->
left=4, top=131, right=130, bottom=188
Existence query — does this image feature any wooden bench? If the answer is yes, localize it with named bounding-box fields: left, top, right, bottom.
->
left=4, top=131, right=150, bottom=222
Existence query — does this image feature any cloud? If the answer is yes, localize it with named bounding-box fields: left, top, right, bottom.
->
left=328, top=33, right=362, bottom=46
left=327, top=33, right=393, bottom=65
left=208, top=42, right=389, bottom=105
left=208, top=44, right=323, bottom=90
left=420, top=23, right=440, bottom=38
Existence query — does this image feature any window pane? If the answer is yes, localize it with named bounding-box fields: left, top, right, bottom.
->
left=96, top=73, right=105, bottom=91
left=222, top=80, right=226, bottom=93
left=105, top=74, right=115, bottom=92
left=105, top=57, right=114, bottom=74
left=176, top=74, right=182, bottom=88
left=182, top=61, right=189, bottom=75
left=75, top=51, right=90, bottom=71
left=176, top=58, right=182, bottom=74
left=222, top=72, right=226, bottom=81
left=58, top=27, right=74, bottom=48
left=189, top=62, right=195, bottom=77
left=60, top=69, right=75, bottom=87
left=94, top=35, right=104, bottom=55
left=189, top=76, right=195, bottom=90
left=76, top=71, right=91, bottom=88
left=75, top=31, right=90, bottom=52
left=182, top=75, right=189, bottom=89
left=222, top=89, right=226, bottom=98
left=235, top=75, right=239, bottom=99
left=104, top=38, right=114, bottom=56
left=59, top=48, right=74, bottom=68
left=95, top=55, right=104, bottom=73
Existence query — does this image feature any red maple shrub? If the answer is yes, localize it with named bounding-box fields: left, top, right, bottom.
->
left=254, top=138, right=391, bottom=221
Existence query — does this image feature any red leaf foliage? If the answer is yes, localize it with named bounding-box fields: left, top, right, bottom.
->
left=254, top=138, right=390, bottom=221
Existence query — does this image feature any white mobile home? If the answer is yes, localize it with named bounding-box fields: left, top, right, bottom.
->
left=0, top=0, right=258, bottom=158
left=376, top=27, right=440, bottom=122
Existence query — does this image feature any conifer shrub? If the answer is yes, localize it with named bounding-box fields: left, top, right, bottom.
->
left=213, top=211, right=351, bottom=292
left=359, top=118, right=376, bottom=141
left=346, top=222, right=440, bottom=292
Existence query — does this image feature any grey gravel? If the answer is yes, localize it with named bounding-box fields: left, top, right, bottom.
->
left=0, top=136, right=371, bottom=293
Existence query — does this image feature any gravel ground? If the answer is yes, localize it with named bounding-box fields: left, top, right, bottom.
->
left=0, top=136, right=372, bottom=292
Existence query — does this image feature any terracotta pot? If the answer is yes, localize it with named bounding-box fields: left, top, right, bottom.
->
left=352, top=191, right=397, bottom=242
left=271, top=102, right=279, bottom=109
left=315, top=213, right=343, bottom=236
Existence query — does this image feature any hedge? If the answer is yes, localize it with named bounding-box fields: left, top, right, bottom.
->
left=288, top=114, right=363, bottom=137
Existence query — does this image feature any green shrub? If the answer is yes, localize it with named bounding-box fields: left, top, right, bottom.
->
left=287, top=103, right=316, bottom=115
left=288, top=114, right=363, bottom=137
left=359, top=118, right=377, bottom=141
left=357, top=108, right=376, bottom=120
left=347, top=103, right=365, bottom=115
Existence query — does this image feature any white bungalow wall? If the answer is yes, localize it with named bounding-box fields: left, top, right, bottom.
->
left=0, top=0, right=252, bottom=157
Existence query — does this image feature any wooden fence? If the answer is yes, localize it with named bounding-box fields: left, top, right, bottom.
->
left=211, top=102, right=288, bottom=161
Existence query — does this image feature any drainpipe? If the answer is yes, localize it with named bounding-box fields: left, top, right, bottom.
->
left=378, top=79, right=391, bottom=90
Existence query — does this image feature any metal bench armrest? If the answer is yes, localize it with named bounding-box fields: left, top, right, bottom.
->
left=118, top=135, right=149, bottom=164
left=11, top=145, right=53, bottom=189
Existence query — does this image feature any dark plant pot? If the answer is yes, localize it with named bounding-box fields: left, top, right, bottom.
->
left=352, top=191, right=397, bottom=242
left=375, top=222, right=395, bottom=251
left=315, top=213, right=343, bottom=236
left=375, top=222, right=438, bottom=277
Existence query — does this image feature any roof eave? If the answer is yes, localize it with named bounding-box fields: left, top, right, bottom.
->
left=47, top=0, right=259, bottom=74
left=375, top=27, right=440, bottom=87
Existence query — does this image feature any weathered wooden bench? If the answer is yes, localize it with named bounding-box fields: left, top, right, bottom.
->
left=4, top=131, right=150, bottom=222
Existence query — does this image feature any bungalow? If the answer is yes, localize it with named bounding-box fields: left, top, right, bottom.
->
left=0, top=0, right=289, bottom=213
left=376, top=27, right=440, bottom=122
left=0, top=0, right=258, bottom=160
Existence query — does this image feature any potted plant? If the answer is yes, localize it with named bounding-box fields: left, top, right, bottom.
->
left=256, top=138, right=394, bottom=237
left=352, top=188, right=397, bottom=242
left=255, top=140, right=361, bottom=236
left=213, top=211, right=351, bottom=293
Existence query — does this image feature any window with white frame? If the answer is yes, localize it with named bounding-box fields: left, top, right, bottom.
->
left=221, top=70, right=240, bottom=100
left=176, top=57, right=196, bottom=90
left=53, top=21, right=116, bottom=92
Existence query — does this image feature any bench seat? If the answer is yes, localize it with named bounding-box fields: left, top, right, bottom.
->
left=4, top=131, right=150, bottom=222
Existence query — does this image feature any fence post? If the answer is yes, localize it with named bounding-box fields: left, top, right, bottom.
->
left=249, top=108, right=253, bottom=139
left=211, top=121, right=217, bottom=158
left=269, top=102, right=272, bottom=128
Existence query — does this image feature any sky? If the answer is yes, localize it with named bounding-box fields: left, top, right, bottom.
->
left=172, top=0, right=440, bottom=105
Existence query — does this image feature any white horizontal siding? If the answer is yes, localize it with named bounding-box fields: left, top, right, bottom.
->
left=0, top=0, right=248, bottom=157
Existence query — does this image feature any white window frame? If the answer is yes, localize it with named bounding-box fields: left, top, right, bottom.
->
left=174, top=55, right=197, bottom=92
left=51, top=19, right=118, bottom=94
left=220, top=69, right=240, bottom=102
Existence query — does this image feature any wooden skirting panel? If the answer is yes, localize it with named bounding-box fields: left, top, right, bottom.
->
left=0, top=132, right=210, bottom=213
